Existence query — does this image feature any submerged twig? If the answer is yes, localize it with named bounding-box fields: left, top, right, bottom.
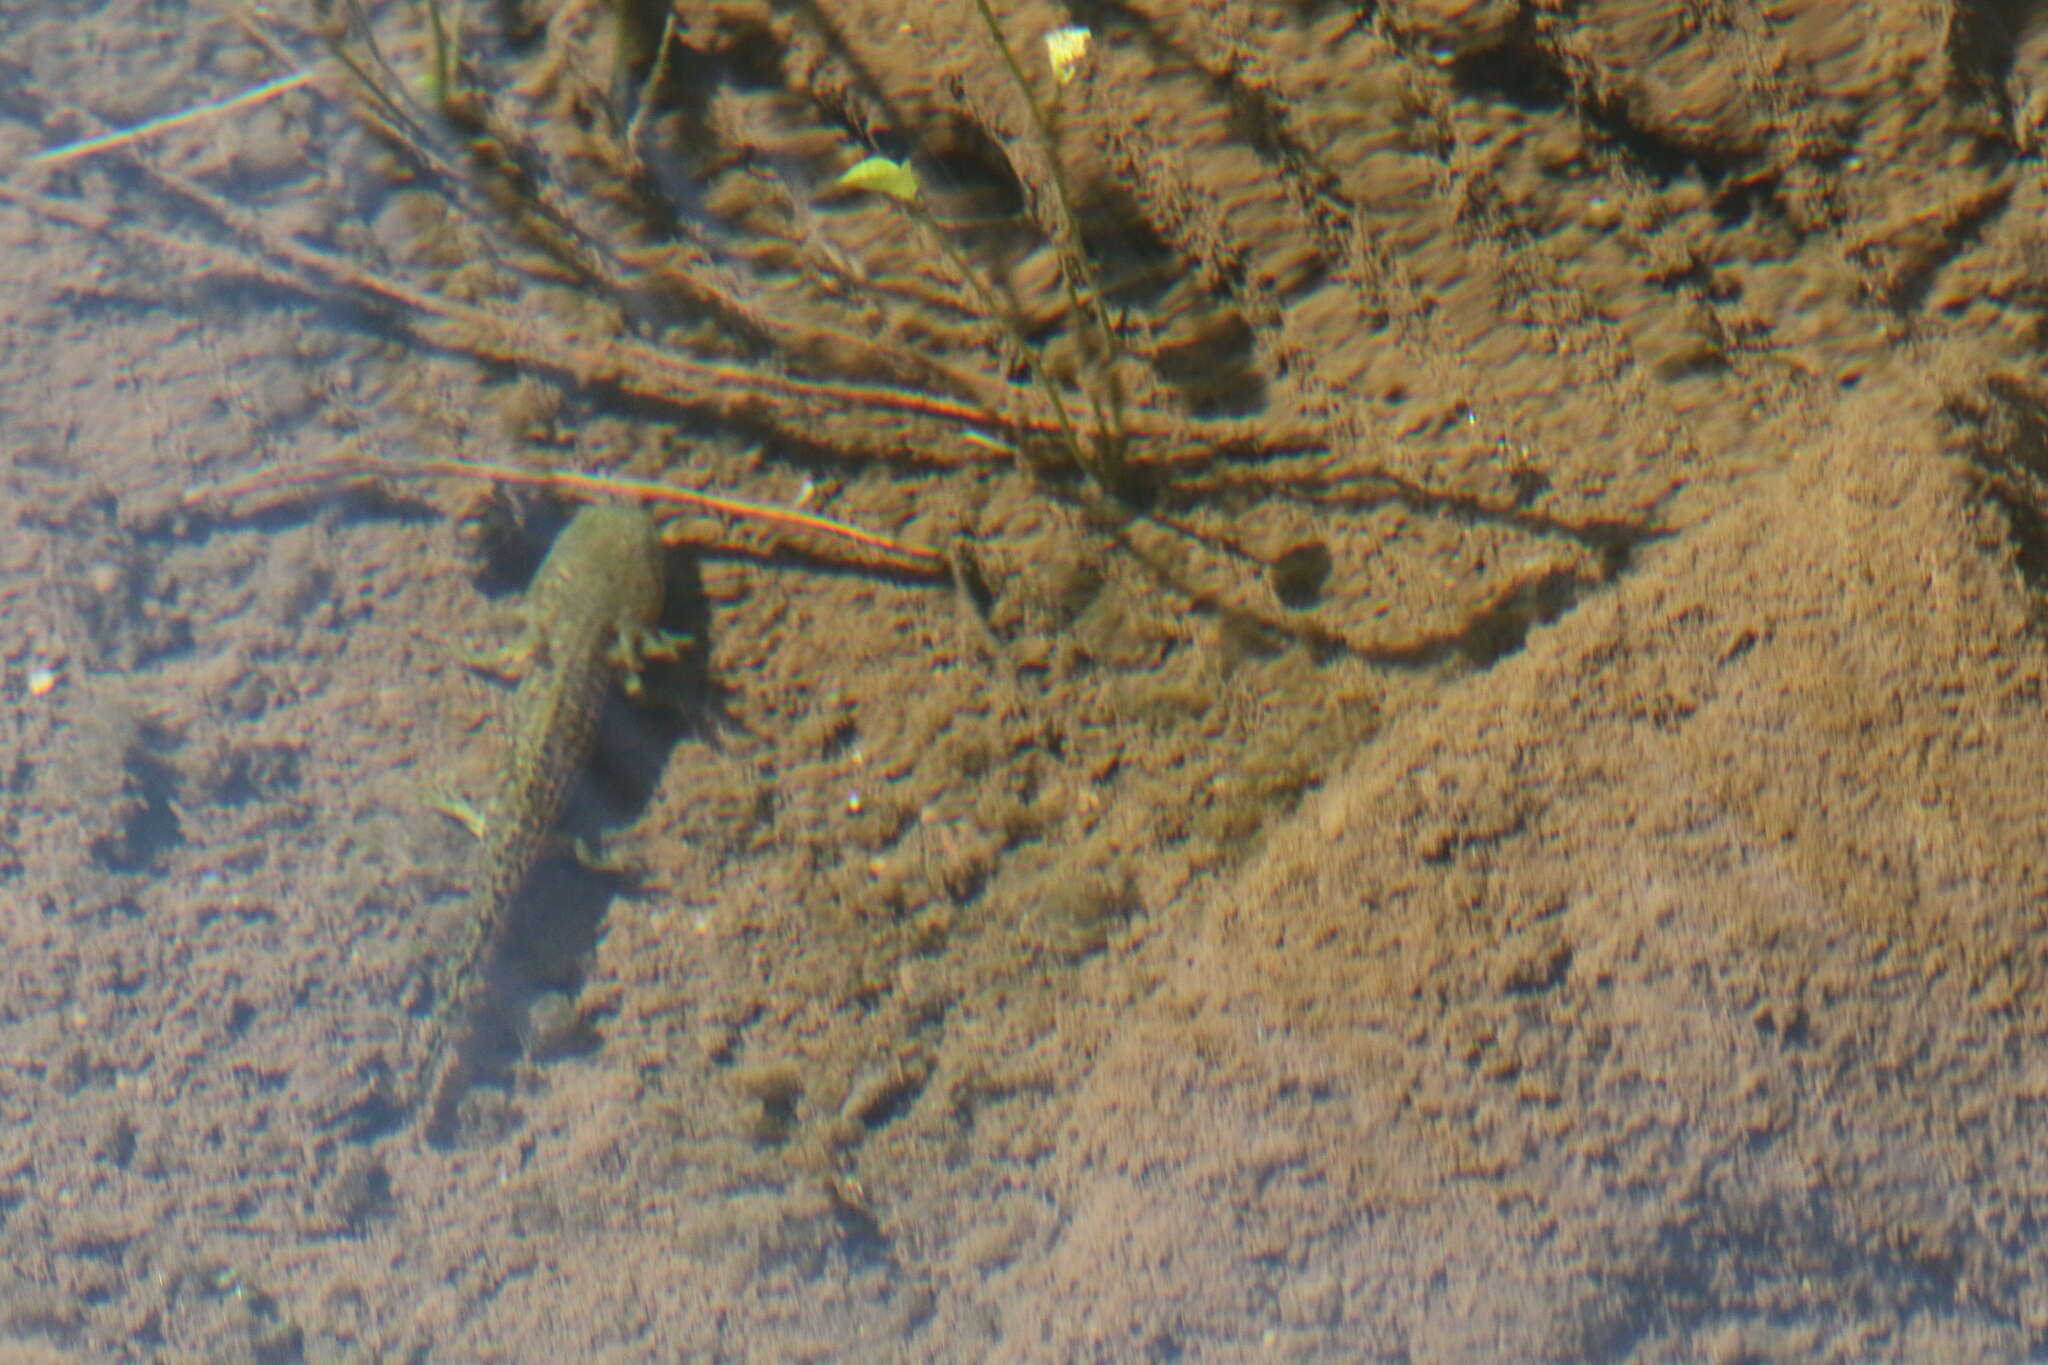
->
left=24, top=70, right=317, bottom=168
left=182, top=445, right=946, bottom=575
left=0, top=171, right=1040, bottom=459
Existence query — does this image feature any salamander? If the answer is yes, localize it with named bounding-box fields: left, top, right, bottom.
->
left=410, top=502, right=670, bottom=1141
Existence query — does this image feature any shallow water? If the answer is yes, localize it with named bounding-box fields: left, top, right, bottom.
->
left=5, top=0, right=2048, bottom=1359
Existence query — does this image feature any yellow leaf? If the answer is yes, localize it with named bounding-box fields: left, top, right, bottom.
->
left=836, top=156, right=922, bottom=203
left=1045, top=26, right=1093, bottom=87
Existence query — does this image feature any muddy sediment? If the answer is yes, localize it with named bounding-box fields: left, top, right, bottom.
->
left=4, top=1, right=2048, bottom=1358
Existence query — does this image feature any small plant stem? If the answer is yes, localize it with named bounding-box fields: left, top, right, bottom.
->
left=901, top=196, right=1094, bottom=477
left=622, top=9, right=679, bottom=163
left=421, top=0, right=459, bottom=109
left=965, top=0, right=1127, bottom=450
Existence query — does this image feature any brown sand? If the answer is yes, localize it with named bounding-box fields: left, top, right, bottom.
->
left=4, top=0, right=2048, bottom=1359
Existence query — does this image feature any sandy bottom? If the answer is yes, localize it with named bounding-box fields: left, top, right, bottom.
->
left=5, top=0, right=2048, bottom=1359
